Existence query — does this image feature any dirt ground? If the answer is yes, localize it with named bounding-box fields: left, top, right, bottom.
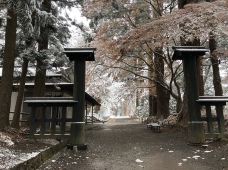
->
left=38, top=118, right=228, bottom=170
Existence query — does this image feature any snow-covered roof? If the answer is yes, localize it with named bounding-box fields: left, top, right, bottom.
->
left=0, top=67, right=62, bottom=77
left=13, top=82, right=73, bottom=86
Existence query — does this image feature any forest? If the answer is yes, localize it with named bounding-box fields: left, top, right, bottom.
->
left=0, top=0, right=227, bottom=131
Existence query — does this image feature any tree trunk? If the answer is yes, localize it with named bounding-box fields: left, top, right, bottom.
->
left=178, top=93, right=188, bottom=126
left=33, top=0, right=51, bottom=97
left=148, top=54, right=157, bottom=116
left=209, top=32, right=223, bottom=96
left=0, top=8, right=17, bottom=129
left=209, top=32, right=224, bottom=133
left=11, top=58, right=28, bottom=128
left=33, top=0, right=51, bottom=122
left=154, top=48, right=170, bottom=119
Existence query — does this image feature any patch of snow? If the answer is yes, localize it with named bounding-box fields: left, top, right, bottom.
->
left=168, top=150, right=174, bottom=153
left=221, top=158, right=226, bottom=160
left=192, top=155, right=201, bottom=160
left=0, top=132, right=14, bottom=146
left=19, top=152, right=40, bottom=161
left=51, top=160, right=56, bottom=163
left=182, top=159, right=187, bottom=162
left=110, top=115, right=130, bottom=119
left=0, top=147, right=42, bottom=169
left=138, top=165, right=144, bottom=168
left=178, top=163, right=183, bottom=166
left=204, top=150, right=213, bottom=153
left=135, top=159, right=144, bottom=163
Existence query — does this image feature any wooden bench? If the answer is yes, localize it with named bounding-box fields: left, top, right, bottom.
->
left=196, top=96, right=228, bottom=136
left=147, top=123, right=161, bottom=133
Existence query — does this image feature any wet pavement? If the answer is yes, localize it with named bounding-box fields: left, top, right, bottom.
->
left=38, top=118, right=228, bottom=170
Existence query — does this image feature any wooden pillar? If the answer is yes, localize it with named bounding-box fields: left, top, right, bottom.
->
left=85, top=102, right=88, bottom=124
left=216, top=105, right=225, bottom=135
left=205, top=105, right=213, bottom=133
left=64, top=48, right=96, bottom=148
left=183, top=56, right=201, bottom=121
left=172, top=46, right=209, bottom=144
left=73, top=60, right=86, bottom=122
left=92, top=106, right=94, bottom=124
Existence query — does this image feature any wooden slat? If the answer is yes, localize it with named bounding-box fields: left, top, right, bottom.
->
left=205, top=106, right=213, bottom=133
left=40, top=106, right=46, bottom=135
left=51, top=107, right=57, bottom=134
left=25, top=97, right=74, bottom=100
left=30, top=107, right=36, bottom=136
left=61, top=107, right=66, bottom=135
left=35, top=118, right=73, bottom=122
left=199, top=96, right=228, bottom=99
left=216, top=106, right=225, bottom=135
left=24, top=100, right=78, bottom=107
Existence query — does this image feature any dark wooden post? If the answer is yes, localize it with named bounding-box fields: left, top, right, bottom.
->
left=73, top=60, right=86, bottom=122
left=41, top=106, right=46, bottom=135
left=61, top=107, right=66, bottom=135
left=64, top=48, right=96, bottom=148
left=172, top=46, right=209, bottom=144
left=92, top=106, right=94, bottom=124
left=205, top=105, right=213, bottom=133
left=85, top=102, right=88, bottom=124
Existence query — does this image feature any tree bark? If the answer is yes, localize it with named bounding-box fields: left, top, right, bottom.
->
left=11, top=58, right=29, bottom=128
left=148, top=54, right=157, bottom=116
left=154, top=48, right=170, bottom=119
left=0, top=8, right=17, bottom=129
left=33, top=0, right=51, bottom=123
left=209, top=32, right=223, bottom=96
left=33, top=0, right=51, bottom=97
left=209, top=32, right=224, bottom=133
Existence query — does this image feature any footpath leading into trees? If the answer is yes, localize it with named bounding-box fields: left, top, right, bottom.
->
left=38, top=117, right=228, bottom=170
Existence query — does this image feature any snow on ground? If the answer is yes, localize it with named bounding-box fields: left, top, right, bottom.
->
left=0, top=147, right=44, bottom=169
left=110, top=115, right=130, bottom=119
left=0, top=131, right=58, bottom=170
left=0, top=132, right=14, bottom=146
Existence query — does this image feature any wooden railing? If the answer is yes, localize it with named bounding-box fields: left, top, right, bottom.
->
left=196, top=96, right=228, bottom=137
left=24, top=97, right=78, bottom=138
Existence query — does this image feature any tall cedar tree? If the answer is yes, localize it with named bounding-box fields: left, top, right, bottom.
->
left=11, top=5, right=36, bottom=128
left=0, top=7, right=17, bottom=129
left=209, top=32, right=224, bottom=133
left=33, top=0, right=51, bottom=98
left=153, top=1, right=170, bottom=119
left=11, top=58, right=28, bottom=128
